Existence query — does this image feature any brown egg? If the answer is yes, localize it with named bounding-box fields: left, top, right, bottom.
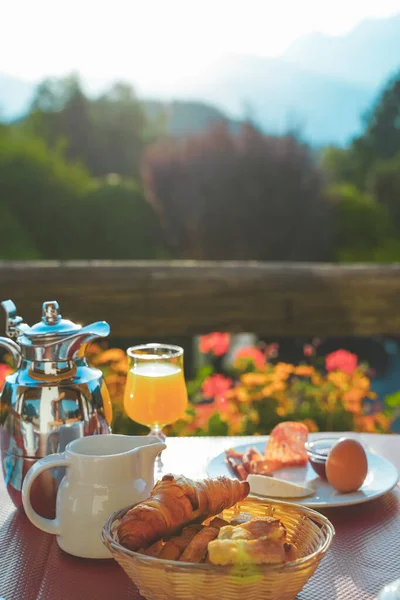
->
left=326, top=438, right=368, bottom=493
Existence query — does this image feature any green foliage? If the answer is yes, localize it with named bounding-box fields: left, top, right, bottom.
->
left=328, top=183, right=400, bottom=262
left=329, top=184, right=393, bottom=247
left=77, top=179, right=167, bottom=259
left=323, top=71, right=400, bottom=195
left=0, top=204, right=39, bottom=259
left=361, top=73, right=400, bottom=163
left=0, top=128, right=92, bottom=259
left=0, top=128, right=167, bottom=260
left=370, top=153, right=400, bottom=233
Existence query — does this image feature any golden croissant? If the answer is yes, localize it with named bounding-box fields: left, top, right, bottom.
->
left=117, top=474, right=250, bottom=551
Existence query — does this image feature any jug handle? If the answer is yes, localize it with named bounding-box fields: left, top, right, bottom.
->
left=0, top=338, right=21, bottom=369
left=22, top=453, right=71, bottom=535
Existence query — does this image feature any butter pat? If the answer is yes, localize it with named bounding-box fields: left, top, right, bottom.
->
left=248, top=474, right=314, bottom=498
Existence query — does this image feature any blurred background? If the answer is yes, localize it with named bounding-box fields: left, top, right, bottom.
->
left=2, top=0, right=400, bottom=435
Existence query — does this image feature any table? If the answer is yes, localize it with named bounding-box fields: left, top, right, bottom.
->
left=1, top=433, right=399, bottom=600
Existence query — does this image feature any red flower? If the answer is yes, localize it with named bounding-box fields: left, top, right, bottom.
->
left=202, top=374, right=233, bottom=398
left=0, top=363, right=12, bottom=391
left=199, top=333, right=230, bottom=356
left=265, top=343, right=279, bottom=358
left=303, top=344, right=314, bottom=357
left=325, top=349, right=358, bottom=374
left=235, top=346, right=266, bottom=369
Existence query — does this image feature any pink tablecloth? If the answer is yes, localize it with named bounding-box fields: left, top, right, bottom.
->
left=0, top=433, right=399, bottom=600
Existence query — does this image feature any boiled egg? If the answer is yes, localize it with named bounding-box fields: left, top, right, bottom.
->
left=326, top=438, right=368, bottom=493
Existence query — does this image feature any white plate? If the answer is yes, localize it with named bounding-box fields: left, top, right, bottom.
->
left=207, top=440, right=399, bottom=508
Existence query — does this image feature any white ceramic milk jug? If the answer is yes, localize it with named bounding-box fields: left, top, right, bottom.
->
left=22, top=434, right=166, bottom=559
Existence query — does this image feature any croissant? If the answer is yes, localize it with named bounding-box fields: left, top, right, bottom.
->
left=117, top=474, right=250, bottom=551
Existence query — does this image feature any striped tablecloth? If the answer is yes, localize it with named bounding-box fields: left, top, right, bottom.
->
left=0, top=433, right=399, bottom=600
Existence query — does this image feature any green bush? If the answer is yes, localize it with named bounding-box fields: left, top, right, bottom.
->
left=78, top=179, right=168, bottom=259
left=0, top=128, right=91, bottom=259
left=327, top=183, right=396, bottom=261
left=370, top=154, right=400, bottom=234
left=0, top=129, right=167, bottom=260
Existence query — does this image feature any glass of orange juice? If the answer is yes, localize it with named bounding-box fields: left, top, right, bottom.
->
left=124, top=343, right=188, bottom=442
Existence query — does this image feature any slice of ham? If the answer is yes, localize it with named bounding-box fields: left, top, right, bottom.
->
left=225, top=422, right=309, bottom=481
left=264, top=422, right=309, bottom=469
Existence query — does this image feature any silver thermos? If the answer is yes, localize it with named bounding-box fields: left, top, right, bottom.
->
left=0, top=300, right=112, bottom=517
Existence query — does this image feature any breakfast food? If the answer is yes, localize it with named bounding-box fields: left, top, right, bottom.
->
left=326, top=438, right=368, bottom=493
left=247, top=473, right=314, bottom=498
left=179, top=526, right=219, bottom=562
left=226, top=421, right=309, bottom=479
left=158, top=525, right=204, bottom=560
left=116, top=475, right=299, bottom=566
left=117, top=474, right=249, bottom=551
left=208, top=517, right=296, bottom=565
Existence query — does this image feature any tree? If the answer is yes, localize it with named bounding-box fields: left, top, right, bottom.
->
left=142, top=123, right=331, bottom=261
left=327, top=184, right=395, bottom=261
left=370, top=153, right=400, bottom=233
left=361, top=73, right=400, bottom=163
left=89, top=83, right=151, bottom=177
left=22, top=76, right=155, bottom=178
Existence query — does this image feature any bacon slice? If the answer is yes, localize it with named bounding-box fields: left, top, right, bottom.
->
left=264, top=422, right=309, bottom=469
left=242, top=447, right=263, bottom=472
left=225, top=450, right=248, bottom=481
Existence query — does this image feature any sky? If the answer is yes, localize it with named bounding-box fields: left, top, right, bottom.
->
left=2, top=0, right=400, bottom=91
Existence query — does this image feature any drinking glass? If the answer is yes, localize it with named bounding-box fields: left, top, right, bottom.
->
left=124, top=343, right=188, bottom=443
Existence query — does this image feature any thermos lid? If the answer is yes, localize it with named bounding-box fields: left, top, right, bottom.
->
left=25, top=301, right=82, bottom=339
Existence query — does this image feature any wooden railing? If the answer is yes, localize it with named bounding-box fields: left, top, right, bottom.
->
left=1, top=261, right=400, bottom=337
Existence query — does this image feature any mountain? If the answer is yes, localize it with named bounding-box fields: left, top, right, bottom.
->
left=170, top=55, right=375, bottom=145
left=143, top=100, right=237, bottom=136
left=283, top=12, right=400, bottom=87
left=1, top=12, right=400, bottom=145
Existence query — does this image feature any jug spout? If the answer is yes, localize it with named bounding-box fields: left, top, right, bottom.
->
left=135, top=438, right=167, bottom=478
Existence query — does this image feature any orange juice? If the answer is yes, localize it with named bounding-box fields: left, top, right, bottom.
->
left=124, top=362, right=188, bottom=427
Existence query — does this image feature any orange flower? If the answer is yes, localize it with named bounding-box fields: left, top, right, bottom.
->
left=261, top=384, right=275, bottom=397
left=294, top=365, right=314, bottom=377
left=95, top=348, right=126, bottom=364
left=326, top=349, right=358, bottom=374
left=354, top=414, right=392, bottom=433
left=352, top=374, right=370, bottom=392
left=327, top=371, right=350, bottom=389
left=86, top=342, right=103, bottom=357
left=343, top=388, right=364, bottom=403
left=355, top=415, right=376, bottom=433
left=312, top=374, right=324, bottom=386
left=202, top=374, right=232, bottom=399
left=234, top=346, right=266, bottom=369
left=274, top=363, right=293, bottom=378
left=271, top=380, right=286, bottom=392
left=240, top=373, right=269, bottom=387
left=199, top=333, right=230, bottom=356
left=342, top=387, right=364, bottom=414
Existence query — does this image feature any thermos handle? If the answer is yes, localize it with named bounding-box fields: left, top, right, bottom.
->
left=22, top=453, right=71, bottom=535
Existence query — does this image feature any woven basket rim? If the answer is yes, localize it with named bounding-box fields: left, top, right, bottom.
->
left=101, top=498, right=335, bottom=573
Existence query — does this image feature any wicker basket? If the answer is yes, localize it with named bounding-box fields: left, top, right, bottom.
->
left=102, top=499, right=335, bottom=600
